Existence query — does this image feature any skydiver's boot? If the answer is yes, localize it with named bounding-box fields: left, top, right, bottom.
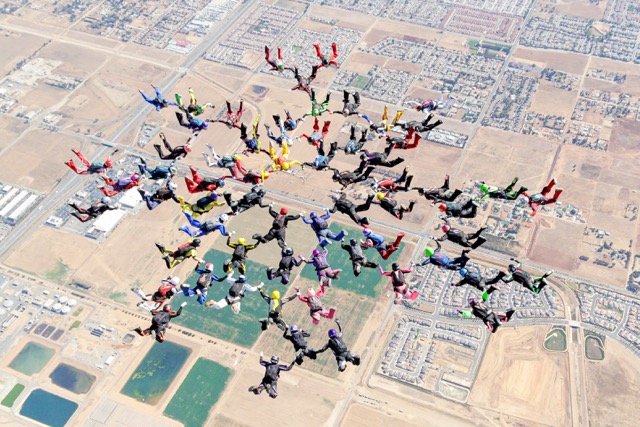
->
left=471, top=236, right=487, bottom=249
left=505, top=309, right=515, bottom=322
left=266, top=267, right=275, bottom=281
left=155, top=243, right=166, bottom=254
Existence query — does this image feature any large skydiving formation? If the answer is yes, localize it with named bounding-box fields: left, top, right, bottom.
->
left=64, top=39, right=567, bottom=401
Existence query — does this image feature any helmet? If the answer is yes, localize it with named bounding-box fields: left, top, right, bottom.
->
left=218, top=214, right=229, bottom=223
left=131, top=173, right=140, bottom=181
left=184, top=144, right=193, bottom=153
left=168, top=182, right=177, bottom=191
left=271, top=355, right=279, bottom=364
left=238, top=237, right=246, bottom=245
left=201, top=122, right=209, bottom=129
left=459, top=268, right=468, bottom=277
left=237, top=275, right=246, bottom=282
left=312, top=249, right=320, bottom=257
left=350, top=238, right=357, bottom=246
left=217, top=179, right=225, bottom=187
left=508, top=264, right=516, bottom=273
left=468, top=297, right=477, bottom=306
left=442, top=224, right=450, bottom=233
left=376, top=192, right=385, bottom=201
left=271, top=290, right=281, bottom=299
left=307, top=288, right=316, bottom=297
left=343, top=108, right=349, bottom=115
left=362, top=228, right=372, bottom=236
left=280, top=207, right=288, bottom=215
left=169, top=166, right=177, bottom=174
left=104, top=159, right=113, bottom=168
left=169, top=276, right=180, bottom=286
left=283, top=247, right=293, bottom=256
left=192, top=238, right=201, bottom=247
left=209, top=192, right=218, bottom=200
left=163, top=304, right=172, bottom=312
left=101, top=196, right=111, bottom=204
left=392, top=263, right=399, bottom=271
left=438, top=204, right=447, bottom=212
left=360, top=153, right=367, bottom=160
left=290, top=325, right=299, bottom=333
left=424, top=247, right=434, bottom=257
left=328, top=329, right=338, bottom=338
left=479, top=183, right=488, bottom=193
left=312, top=108, right=320, bottom=116
left=310, top=212, right=317, bottom=219
left=205, top=263, right=214, bottom=272
left=278, top=64, right=284, bottom=71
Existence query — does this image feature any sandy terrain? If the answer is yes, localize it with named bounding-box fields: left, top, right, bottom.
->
left=529, top=82, right=579, bottom=117
left=513, top=47, right=589, bottom=75
left=469, top=326, right=571, bottom=426
left=553, top=0, right=608, bottom=19
left=584, top=339, right=640, bottom=426
left=0, top=29, right=48, bottom=76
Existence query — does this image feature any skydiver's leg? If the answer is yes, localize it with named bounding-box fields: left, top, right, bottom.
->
left=184, top=177, right=200, bottom=193
left=100, top=188, right=118, bottom=197
left=189, top=87, right=196, bottom=106
left=237, top=100, right=244, bottom=119
left=355, top=195, right=373, bottom=212
left=406, top=133, right=420, bottom=149
left=381, top=157, right=405, bottom=168
left=547, top=189, right=563, bottom=204
left=139, top=91, right=153, bottom=103
left=70, top=212, right=92, bottom=222
left=65, top=160, right=82, bottom=174
left=342, top=90, right=349, bottom=105
left=72, top=149, right=91, bottom=167
left=331, top=42, right=338, bottom=59
left=277, top=47, right=283, bottom=60
left=541, top=179, right=556, bottom=196
left=175, top=112, right=189, bottom=127
left=321, top=120, right=331, bottom=137
left=314, top=43, right=323, bottom=59
left=265, top=382, right=278, bottom=399
left=353, top=92, right=360, bottom=106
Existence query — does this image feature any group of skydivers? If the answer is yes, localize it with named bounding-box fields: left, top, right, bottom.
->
left=63, top=42, right=564, bottom=399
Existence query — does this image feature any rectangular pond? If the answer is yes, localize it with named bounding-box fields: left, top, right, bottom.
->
left=9, top=342, right=55, bottom=376
left=19, top=389, right=78, bottom=427
left=49, top=363, right=96, bottom=394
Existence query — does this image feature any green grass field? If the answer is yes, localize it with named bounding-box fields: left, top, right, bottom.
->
left=121, top=342, right=191, bottom=405
left=351, top=75, right=370, bottom=90
left=299, top=223, right=405, bottom=298
left=171, top=249, right=292, bottom=348
left=164, top=358, right=231, bottom=427
left=1, top=384, right=25, bottom=408
left=543, top=327, right=567, bottom=352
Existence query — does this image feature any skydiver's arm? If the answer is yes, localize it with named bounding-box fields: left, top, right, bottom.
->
left=259, top=290, right=270, bottom=301
left=315, top=343, right=330, bottom=354
left=434, top=240, right=442, bottom=253
left=301, top=216, right=313, bottom=224
left=226, top=236, right=236, bottom=248
left=336, top=319, right=343, bottom=336
left=286, top=214, right=301, bottom=221
left=282, top=294, right=297, bottom=304
left=243, top=283, right=261, bottom=293
left=268, top=206, right=277, bottom=218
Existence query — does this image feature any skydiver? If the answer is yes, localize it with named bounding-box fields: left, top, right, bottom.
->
left=315, top=319, right=361, bottom=372
left=216, top=100, right=244, bottom=129
left=206, top=275, right=263, bottom=313
left=68, top=196, right=117, bottom=222
left=437, top=218, right=487, bottom=249
left=179, top=212, right=231, bottom=238
left=131, top=276, right=181, bottom=312
left=524, top=179, right=563, bottom=217
left=439, top=198, right=480, bottom=219
left=266, top=247, right=303, bottom=285
left=299, top=117, right=331, bottom=149
left=408, top=93, right=455, bottom=112
left=184, top=165, right=226, bottom=194
left=98, top=173, right=142, bottom=196
left=248, top=353, right=294, bottom=399
left=134, top=302, right=187, bottom=343
left=180, top=262, right=229, bottom=305
left=458, top=297, right=515, bottom=333
left=267, top=140, right=303, bottom=172
left=65, top=148, right=114, bottom=175
left=356, top=145, right=405, bottom=172
left=223, top=186, right=269, bottom=215
left=328, top=191, right=371, bottom=226
left=153, top=132, right=192, bottom=160
left=477, top=177, right=527, bottom=201
left=379, top=262, right=419, bottom=304
left=420, top=240, right=471, bottom=271
left=295, top=283, right=336, bottom=325
left=223, top=236, right=260, bottom=274
left=265, top=46, right=290, bottom=73
left=333, top=90, right=361, bottom=117
left=239, top=119, right=265, bottom=155
left=258, top=289, right=296, bottom=331
left=175, top=192, right=225, bottom=218
left=386, top=127, right=421, bottom=150
left=332, top=166, right=375, bottom=188
left=224, top=160, right=269, bottom=185
left=341, top=238, right=378, bottom=276
left=175, top=87, right=213, bottom=116
left=416, top=174, right=462, bottom=205
left=342, top=125, right=368, bottom=155
left=361, top=105, right=404, bottom=137
left=370, top=192, right=415, bottom=220
left=303, top=141, right=339, bottom=171
left=264, top=116, right=294, bottom=147
left=283, top=325, right=317, bottom=365
left=252, top=206, right=301, bottom=249
left=300, top=248, right=342, bottom=286
left=175, top=111, right=209, bottom=133
left=202, top=144, right=242, bottom=174
left=281, top=110, right=304, bottom=131
left=371, top=167, right=413, bottom=193
left=313, top=42, right=339, bottom=68
left=451, top=267, right=504, bottom=295
left=290, top=64, right=318, bottom=96
left=361, top=228, right=405, bottom=260
left=397, top=113, right=443, bottom=133
left=137, top=157, right=176, bottom=180
left=502, top=259, right=553, bottom=294
left=303, top=89, right=331, bottom=118
left=300, top=209, right=346, bottom=247
left=138, top=181, right=179, bottom=210
left=138, top=84, right=179, bottom=112
left=155, top=238, right=204, bottom=269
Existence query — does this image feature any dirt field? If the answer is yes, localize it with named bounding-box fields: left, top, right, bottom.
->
left=37, top=40, right=111, bottom=80
left=0, top=29, right=48, bottom=76
left=529, top=82, right=579, bottom=117
left=529, top=219, right=583, bottom=272
left=342, top=403, right=473, bottom=427
left=584, top=339, right=640, bottom=427
left=553, top=0, right=608, bottom=19
left=469, top=326, right=571, bottom=426
left=513, top=47, right=589, bottom=75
